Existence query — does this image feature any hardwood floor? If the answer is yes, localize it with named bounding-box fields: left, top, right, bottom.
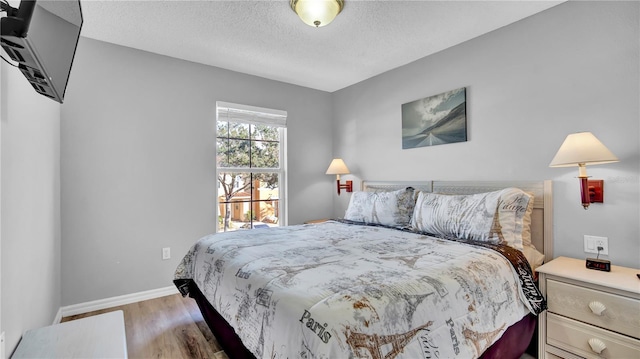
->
left=62, top=294, right=228, bottom=359
left=62, top=294, right=537, bottom=359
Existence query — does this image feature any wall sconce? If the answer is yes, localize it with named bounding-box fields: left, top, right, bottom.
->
left=549, top=132, right=619, bottom=209
left=325, top=158, right=352, bottom=195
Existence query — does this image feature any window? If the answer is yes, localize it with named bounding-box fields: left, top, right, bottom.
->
left=216, top=102, right=287, bottom=232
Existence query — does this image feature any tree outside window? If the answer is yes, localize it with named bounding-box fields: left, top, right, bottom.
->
left=216, top=103, right=286, bottom=232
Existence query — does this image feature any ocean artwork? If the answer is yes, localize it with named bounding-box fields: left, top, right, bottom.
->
left=402, top=87, right=467, bottom=149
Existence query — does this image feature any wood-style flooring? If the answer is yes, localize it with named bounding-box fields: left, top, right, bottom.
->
left=61, top=294, right=228, bottom=359
left=62, top=294, right=537, bottom=359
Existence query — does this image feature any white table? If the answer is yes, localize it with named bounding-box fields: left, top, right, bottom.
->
left=12, top=310, right=127, bottom=358
left=537, top=256, right=640, bottom=358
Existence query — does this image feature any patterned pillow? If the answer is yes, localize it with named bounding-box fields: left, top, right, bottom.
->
left=522, top=244, right=545, bottom=271
left=411, top=191, right=501, bottom=242
left=344, top=188, right=416, bottom=227
left=489, top=188, right=534, bottom=250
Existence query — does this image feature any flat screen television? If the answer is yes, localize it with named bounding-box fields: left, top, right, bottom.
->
left=1, top=0, right=83, bottom=103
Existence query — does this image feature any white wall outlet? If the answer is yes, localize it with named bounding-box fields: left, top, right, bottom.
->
left=162, top=247, right=170, bottom=260
left=584, top=235, right=609, bottom=255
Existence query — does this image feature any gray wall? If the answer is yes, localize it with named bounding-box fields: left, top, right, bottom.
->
left=60, top=38, right=334, bottom=305
left=3, top=2, right=637, bottom=343
left=331, top=1, right=640, bottom=268
left=1, top=62, right=62, bottom=354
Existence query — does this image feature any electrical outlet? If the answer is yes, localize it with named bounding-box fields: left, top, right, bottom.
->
left=584, top=235, right=609, bottom=255
left=162, top=247, right=171, bottom=260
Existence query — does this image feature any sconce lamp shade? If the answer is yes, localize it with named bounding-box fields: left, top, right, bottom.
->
left=549, top=132, right=618, bottom=209
left=326, top=158, right=350, bottom=175
left=290, top=0, right=344, bottom=28
left=549, top=132, right=619, bottom=168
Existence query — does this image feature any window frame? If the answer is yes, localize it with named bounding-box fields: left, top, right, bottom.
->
left=215, top=101, right=287, bottom=232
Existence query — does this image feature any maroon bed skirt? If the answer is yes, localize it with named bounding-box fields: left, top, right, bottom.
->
left=183, top=280, right=537, bottom=359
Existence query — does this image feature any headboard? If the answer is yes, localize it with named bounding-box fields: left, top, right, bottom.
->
left=361, top=180, right=553, bottom=263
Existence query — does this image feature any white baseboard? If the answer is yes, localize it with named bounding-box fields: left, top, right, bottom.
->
left=55, top=286, right=179, bottom=323
left=53, top=308, right=63, bottom=325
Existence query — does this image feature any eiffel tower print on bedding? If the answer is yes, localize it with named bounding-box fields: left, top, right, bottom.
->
left=175, top=220, right=544, bottom=359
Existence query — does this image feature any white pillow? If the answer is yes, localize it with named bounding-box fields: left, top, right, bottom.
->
left=522, top=244, right=545, bottom=272
left=411, top=191, right=501, bottom=242
left=489, top=188, right=533, bottom=250
left=344, top=188, right=416, bottom=227
left=521, top=193, right=535, bottom=247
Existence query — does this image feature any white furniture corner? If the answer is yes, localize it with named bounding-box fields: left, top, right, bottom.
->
left=537, top=256, right=640, bottom=358
left=12, top=310, right=127, bottom=358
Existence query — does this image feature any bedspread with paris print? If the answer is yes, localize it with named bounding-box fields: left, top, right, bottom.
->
left=174, top=220, right=544, bottom=359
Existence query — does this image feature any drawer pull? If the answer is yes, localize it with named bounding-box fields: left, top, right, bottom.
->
left=588, top=338, right=607, bottom=354
left=589, top=301, right=606, bottom=316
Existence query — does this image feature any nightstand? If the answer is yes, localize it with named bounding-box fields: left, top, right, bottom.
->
left=537, top=256, right=640, bottom=358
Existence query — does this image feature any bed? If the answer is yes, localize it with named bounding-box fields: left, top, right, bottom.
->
left=174, top=180, right=553, bottom=359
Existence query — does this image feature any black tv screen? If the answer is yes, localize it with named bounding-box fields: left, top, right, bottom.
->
left=1, top=0, right=83, bottom=103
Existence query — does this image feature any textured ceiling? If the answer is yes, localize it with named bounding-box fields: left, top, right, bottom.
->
left=79, top=0, right=563, bottom=92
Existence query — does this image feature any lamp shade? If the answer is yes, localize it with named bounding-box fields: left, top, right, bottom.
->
left=549, top=132, right=619, bottom=168
left=290, top=0, right=344, bottom=27
left=326, top=158, right=350, bottom=175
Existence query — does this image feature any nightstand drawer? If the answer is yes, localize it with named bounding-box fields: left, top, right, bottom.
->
left=547, top=279, right=640, bottom=338
left=547, top=313, right=640, bottom=358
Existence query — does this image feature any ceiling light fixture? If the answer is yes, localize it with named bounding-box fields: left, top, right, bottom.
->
left=290, top=0, right=344, bottom=28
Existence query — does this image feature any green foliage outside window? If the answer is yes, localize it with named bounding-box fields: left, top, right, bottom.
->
left=217, top=120, right=282, bottom=231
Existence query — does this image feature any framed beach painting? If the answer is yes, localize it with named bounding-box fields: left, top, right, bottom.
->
left=401, top=87, right=467, bottom=149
